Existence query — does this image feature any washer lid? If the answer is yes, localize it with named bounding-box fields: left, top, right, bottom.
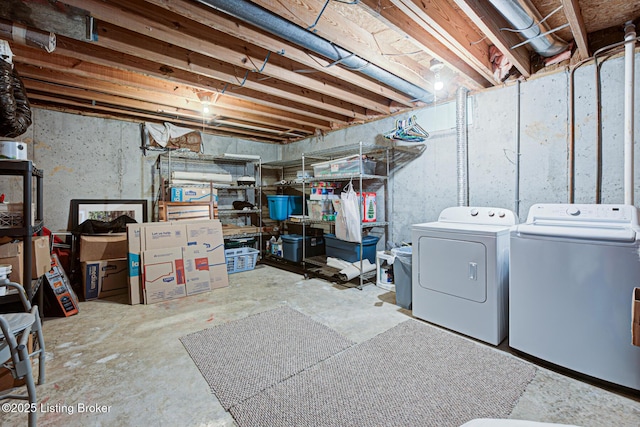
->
left=515, top=203, right=640, bottom=242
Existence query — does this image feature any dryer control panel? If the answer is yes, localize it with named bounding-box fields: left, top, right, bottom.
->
left=438, top=206, right=517, bottom=226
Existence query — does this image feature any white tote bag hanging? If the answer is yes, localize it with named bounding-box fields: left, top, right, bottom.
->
left=336, top=180, right=362, bottom=243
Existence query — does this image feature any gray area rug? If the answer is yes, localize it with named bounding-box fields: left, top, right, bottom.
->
left=230, top=319, right=538, bottom=427
left=179, top=306, right=355, bottom=409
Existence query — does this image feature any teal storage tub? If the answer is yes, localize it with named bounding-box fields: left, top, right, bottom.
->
left=289, top=195, right=303, bottom=215
left=324, top=233, right=379, bottom=263
left=267, top=195, right=290, bottom=220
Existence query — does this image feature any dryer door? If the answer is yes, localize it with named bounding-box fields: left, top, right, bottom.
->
left=417, top=236, right=487, bottom=302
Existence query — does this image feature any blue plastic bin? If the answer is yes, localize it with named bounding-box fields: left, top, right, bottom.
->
left=267, top=195, right=291, bottom=220
left=289, top=196, right=303, bottom=215
left=391, top=246, right=412, bottom=309
left=281, top=234, right=325, bottom=263
left=324, top=233, right=379, bottom=263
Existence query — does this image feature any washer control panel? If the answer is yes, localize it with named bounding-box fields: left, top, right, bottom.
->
left=438, top=206, right=517, bottom=226
left=526, top=204, right=638, bottom=225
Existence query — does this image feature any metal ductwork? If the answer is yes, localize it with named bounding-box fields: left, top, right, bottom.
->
left=456, top=87, right=469, bottom=207
left=193, top=0, right=434, bottom=103
left=487, top=0, right=568, bottom=57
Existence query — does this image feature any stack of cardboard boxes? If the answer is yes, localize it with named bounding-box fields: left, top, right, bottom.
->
left=127, top=219, right=228, bottom=305
left=79, top=234, right=129, bottom=300
left=0, top=235, right=51, bottom=287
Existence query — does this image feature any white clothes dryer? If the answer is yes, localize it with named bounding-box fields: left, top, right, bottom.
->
left=411, top=206, right=517, bottom=345
left=510, top=203, right=640, bottom=391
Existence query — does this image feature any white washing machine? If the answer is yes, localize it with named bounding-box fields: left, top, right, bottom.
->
left=412, top=206, right=517, bottom=345
left=510, top=203, right=640, bottom=391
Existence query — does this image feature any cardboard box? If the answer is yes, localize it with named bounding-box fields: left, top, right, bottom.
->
left=185, top=220, right=229, bottom=290
left=43, top=254, right=79, bottom=316
left=0, top=235, right=50, bottom=283
left=32, top=236, right=51, bottom=277
left=126, top=223, right=144, bottom=305
left=633, top=288, right=640, bottom=347
left=142, top=247, right=185, bottom=304
left=79, top=234, right=128, bottom=262
left=126, top=222, right=183, bottom=305
left=159, top=202, right=214, bottom=222
left=170, top=186, right=218, bottom=203
left=0, top=240, right=23, bottom=284
left=183, top=245, right=211, bottom=296
left=81, top=259, right=128, bottom=300
left=144, top=223, right=187, bottom=251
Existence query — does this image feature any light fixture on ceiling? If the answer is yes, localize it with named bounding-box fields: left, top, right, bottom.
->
left=430, top=58, right=445, bottom=92
left=197, top=91, right=214, bottom=114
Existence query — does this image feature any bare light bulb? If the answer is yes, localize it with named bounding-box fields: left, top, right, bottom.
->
left=434, top=80, right=444, bottom=91
left=203, top=104, right=210, bottom=114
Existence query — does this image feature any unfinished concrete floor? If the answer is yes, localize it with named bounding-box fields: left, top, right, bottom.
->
left=3, top=265, right=640, bottom=426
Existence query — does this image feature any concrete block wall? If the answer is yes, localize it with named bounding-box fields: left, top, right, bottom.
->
left=4, top=110, right=280, bottom=232
left=2, top=52, right=636, bottom=240
left=283, top=52, right=640, bottom=245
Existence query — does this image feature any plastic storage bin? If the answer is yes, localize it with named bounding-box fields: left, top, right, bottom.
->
left=311, top=155, right=376, bottom=176
left=281, top=234, right=325, bottom=263
left=324, top=233, right=379, bottom=263
left=289, top=195, right=303, bottom=215
left=267, top=195, right=291, bottom=220
left=391, top=246, right=412, bottom=309
left=224, top=237, right=256, bottom=249
left=225, top=247, right=259, bottom=274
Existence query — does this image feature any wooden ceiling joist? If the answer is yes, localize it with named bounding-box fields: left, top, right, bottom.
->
left=358, top=0, right=491, bottom=90
left=452, top=0, right=532, bottom=78
left=561, top=0, right=589, bottom=59
left=60, top=0, right=393, bottom=118
left=124, top=0, right=419, bottom=108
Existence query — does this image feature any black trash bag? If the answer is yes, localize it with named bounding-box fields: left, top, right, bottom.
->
left=72, top=214, right=138, bottom=236
left=0, top=59, right=32, bottom=138
left=232, top=200, right=255, bottom=210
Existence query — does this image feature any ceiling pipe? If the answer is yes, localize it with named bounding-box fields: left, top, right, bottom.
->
left=624, top=21, right=636, bottom=206
left=487, top=0, right=568, bottom=57
left=0, top=18, right=56, bottom=53
left=193, top=0, right=434, bottom=103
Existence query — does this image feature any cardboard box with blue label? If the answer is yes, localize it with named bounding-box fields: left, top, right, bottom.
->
left=170, top=186, right=218, bottom=203
left=185, top=220, right=229, bottom=290
left=81, top=258, right=128, bottom=300
left=183, top=245, right=211, bottom=296
left=142, top=246, right=186, bottom=304
left=127, top=220, right=228, bottom=304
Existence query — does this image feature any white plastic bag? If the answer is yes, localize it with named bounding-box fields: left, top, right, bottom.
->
left=335, top=181, right=361, bottom=242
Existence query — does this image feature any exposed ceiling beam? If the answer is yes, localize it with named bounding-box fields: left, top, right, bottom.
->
left=52, top=34, right=355, bottom=126
left=17, top=64, right=318, bottom=136
left=357, top=0, right=491, bottom=90
left=26, top=90, right=291, bottom=142
left=132, top=0, right=418, bottom=109
left=245, top=0, right=435, bottom=91
left=60, top=0, right=384, bottom=121
left=561, top=0, right=589, bottom=59
left=452, top=0, right=532, bottom=78
left=388, top=0, right=499, bottom=85
left=10, top=43, right=334, bottom=132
